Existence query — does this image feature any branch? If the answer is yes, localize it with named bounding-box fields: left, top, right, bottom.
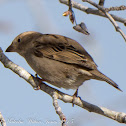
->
left=52, top=92, right=66, bottom=126
left=68, top=0, right=72, bottom=10
left=1, top=47, right=126, bottom=124
left=82, top=0, right=126, bottom=41
left=105, top=5, right=126, bottom=12
left=59, top=0, right=126, bottom=24
left=0, top=112, right=6, bottom=126
left=68, top=0, right=76, bottom=24
left=63, top=0, right=78, bottom=27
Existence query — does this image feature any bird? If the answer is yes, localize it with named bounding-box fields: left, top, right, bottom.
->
left=6, top=31, right=122, bottom=95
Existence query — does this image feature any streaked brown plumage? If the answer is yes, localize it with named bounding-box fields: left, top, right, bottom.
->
left=6, top=31, right=122, bottom=91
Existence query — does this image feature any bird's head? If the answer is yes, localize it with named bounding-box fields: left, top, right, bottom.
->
left=6, top=31, right=42, bottom=56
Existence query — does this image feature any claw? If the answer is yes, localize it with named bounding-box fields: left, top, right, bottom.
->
left=34, top=73, right=46, bottom=90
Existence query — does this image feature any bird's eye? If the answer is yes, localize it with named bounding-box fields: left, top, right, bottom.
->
left=18, top=38, right=21, bottom=43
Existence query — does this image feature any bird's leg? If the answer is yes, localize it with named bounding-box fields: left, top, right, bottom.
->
left=34, top=73, right=46, bottom=90
left=72, top=88, right=78, bottom=107
left=35, top=73, right=38, bottom=78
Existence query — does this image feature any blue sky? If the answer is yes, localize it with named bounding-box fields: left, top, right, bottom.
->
left=0, top=0, right=126, bottom=126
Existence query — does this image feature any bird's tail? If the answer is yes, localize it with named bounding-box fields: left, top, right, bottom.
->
left=90, top=70, right=122, bottom=91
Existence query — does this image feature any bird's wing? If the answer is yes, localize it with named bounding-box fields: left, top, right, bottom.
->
left=33, top=34, right=97, bottom=69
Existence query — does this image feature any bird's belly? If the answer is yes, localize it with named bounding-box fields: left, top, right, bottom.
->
left=25, top=55, right=88, bottom=89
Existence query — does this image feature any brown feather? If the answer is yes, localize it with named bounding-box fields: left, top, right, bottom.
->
left=34, top=34, right=97, bottom=69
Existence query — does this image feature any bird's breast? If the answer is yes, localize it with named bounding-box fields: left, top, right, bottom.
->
left=24, top=54, right=89, bottom=89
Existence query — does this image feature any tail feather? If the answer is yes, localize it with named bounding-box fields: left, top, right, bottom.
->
left=90, top=70, right=122, bottom=92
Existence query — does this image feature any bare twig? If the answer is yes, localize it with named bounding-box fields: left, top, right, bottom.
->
left=63, top=0, right=89, bottom=34
left=68, top=0, right=72, bottom=10
left=105, top=5, right=126, bottom=12
left=52, top=92, right=66, bottom=126
left=105, top=12, right=126, bottom=41
left=59, top=0, right=126, bottom=24
left=0, top=112, right=6, bottom=126
left=1, top=47, right=126, bottom=124
left=82, top=0, right=126, bottom=42
left=63, top=0, right=77, bottom=24
left=68, top=0, right=75, bottom=24
left=99, top=0, right=105, bottom=6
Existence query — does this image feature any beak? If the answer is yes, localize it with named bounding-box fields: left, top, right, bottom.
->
left=5, top=45, right=15, bottom=52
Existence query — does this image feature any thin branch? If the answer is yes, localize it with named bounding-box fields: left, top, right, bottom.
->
left=0, top=112, right=6, bottom=126
left=59, top=0, right=126, bottom=24
left=99, top=0, right=105, bottom=6
left=68, top=0, right=72, bottom=10
left=52, top=92, right=66, bottom=126
left=105, top=5, right=126, bottom=12
left=66, top=0, right=77, bottom=25
left=68, top=0, right=76, bottom=24
left=82, top=0, right=126, bottom=41
left=105, top=12, right=126, bottom=41
left=1, top=47, right=126, bottom=124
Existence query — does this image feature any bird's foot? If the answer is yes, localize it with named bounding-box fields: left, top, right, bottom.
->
left=35, top=73, right=39, bottom=78
left=34, top=74, right=46, bottom=90
left=72, top=89, right=79, bottom=107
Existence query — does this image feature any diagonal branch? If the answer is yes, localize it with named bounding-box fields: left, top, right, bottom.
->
left=82, top=0, right=126, bottom=42
left=105, top=5, right=126, bottom=12
left=59, top=0, right=126, bottom=24
left=0, top=47, right=126, bottom=124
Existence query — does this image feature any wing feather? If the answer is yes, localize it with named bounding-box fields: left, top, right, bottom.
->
left=33, top=34, right=97, bottom=69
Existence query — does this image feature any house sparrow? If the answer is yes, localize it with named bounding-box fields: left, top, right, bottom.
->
left=6, top=31, right=122, bottom=92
